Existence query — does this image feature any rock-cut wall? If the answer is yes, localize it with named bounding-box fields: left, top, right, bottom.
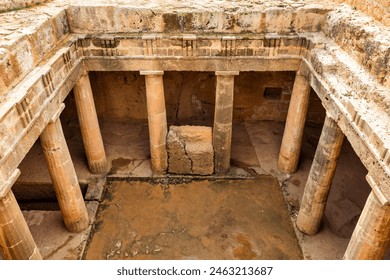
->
left=337, top=0, right=390, bottom=25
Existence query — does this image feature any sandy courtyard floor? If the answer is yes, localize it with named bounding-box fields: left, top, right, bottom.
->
left=84, top=179, right=302, bottom=260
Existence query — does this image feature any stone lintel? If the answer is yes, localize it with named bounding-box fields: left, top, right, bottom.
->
left=100, top=35, right=115, bottom=41
left=49, top=103, right=65, bottom=124
left=0, top=169, right=21, bottom=199
left=140, top=71, right=164, bottom=76
left=142, top=34, right=157, bottom=41
left=366, top=174, right=390, bottom=206
left=222, top=36, right=236, bottom=41
left=215, top=71, right=239, bottom=76
left=183, top=34, right=196, bottom=41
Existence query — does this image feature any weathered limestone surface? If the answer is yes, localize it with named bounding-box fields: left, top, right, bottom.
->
left=344, top=191, right=390, bottom=260
left=65, top=0, right=332, bottom=34
left=0, top=189, right=42, bottom=260
left=213, top=71, right=238, bottom=174
left=0, top=6, right=70, bottom=97
left=296, top=116, right=345, bottom=235
left=167, top=125, right=214, bottom=175
left=141, top=71, right=168, bottom=174
left=278, top=64, right=311, bottom=174
left=336, top=0, right=390, bottom=26
left=40, top=115, right=89, bottom=233
left=0, top=1, right=50, bottom=12
left=324, top=5, right=390, bottom=89
left=73, top=73, right=107, bottom=174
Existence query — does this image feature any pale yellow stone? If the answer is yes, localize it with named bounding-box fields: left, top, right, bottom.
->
left=74, top=73, right=107, bottom=174
left=40, top=118, right=89, bottom=233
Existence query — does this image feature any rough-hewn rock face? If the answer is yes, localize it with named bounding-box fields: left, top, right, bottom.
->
left=336, top=0, right=389, bottom=26
left=0, top=1, right=49, bottom=12
left=167, top=126, right=214, bottom=175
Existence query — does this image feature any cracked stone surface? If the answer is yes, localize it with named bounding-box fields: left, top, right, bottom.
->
left=167, top=125, right=214, bottom=175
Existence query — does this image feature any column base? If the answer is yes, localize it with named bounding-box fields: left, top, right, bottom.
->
left=277, top=156, right=297, bottom=175
left=296, top=210, right=321, bottom=236
left=88, top=158, right=108, bottom=174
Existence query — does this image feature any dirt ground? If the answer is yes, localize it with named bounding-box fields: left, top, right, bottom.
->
left=10, top=120, right=390, bottom=260
left=85, top=179, right=302, bottom=260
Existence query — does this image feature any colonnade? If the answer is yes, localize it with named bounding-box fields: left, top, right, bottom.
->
left=0, top=73, right=106, bottom=259
left=1, top=65, right=389, bottom=260
left=279, top=64, right=390, bottom=259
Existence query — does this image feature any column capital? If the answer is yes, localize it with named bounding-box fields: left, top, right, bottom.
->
left=140, top=70, right=164, bottom=76
left=80, top=69, right=89, bottom=77
left=366, top=174, right=390, bottom=206
left=215, top=71, right=239, bottom=76
left=0, top=169, right=21, bottom=199
left=297, top=61, right=311, bottom=77
left=49, top=103, right=65, bottom=124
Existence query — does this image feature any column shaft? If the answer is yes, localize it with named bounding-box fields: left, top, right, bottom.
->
left=0, top=190, right=42, bottom=260
left=74, top=73, right=107, bottom=174
left=278, top=68, right=311, bottom=174
left=40, top=117, right=89, bottom=233
left=213, top=71, right=238, bottom=174
left=344, top=191, right=390, bottom=259
left=142, top=71, right=168, bottom=174
left=296, top=116, right=344, bottom=235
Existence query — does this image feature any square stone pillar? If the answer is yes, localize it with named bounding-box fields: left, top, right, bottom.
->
left=40, top=105, right=89, bottom=233
left=278, top=65, right=311, bottom=174
left=0, top=169, right=42, bottom=260
left=140, top=71, right=168, bottom=174
left=213, top=71, right=239, bottom=174
left=73, top=72, right=107, bottom=174
left=344, top=176, right=390, bottom=260
left=296, top=115, right=344, bottom=235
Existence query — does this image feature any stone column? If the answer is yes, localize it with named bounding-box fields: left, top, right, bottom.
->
left=278, top=66, right=311, bottom=174
left=344, top=186, right=390, bottom=260
left=213, top=71, right=239, bottom=174
left=0, top=169, right=41, bottom=260
left=40, top=105, right=89, bottom=233
left=73, top=72, right=107, bottom=174
left=296, top=116, right=344, bottom=235
left=140, top=71, right=168, bottom=174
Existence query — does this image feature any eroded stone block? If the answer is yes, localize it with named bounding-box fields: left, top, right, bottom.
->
left=167, top=125, right=213, bottom=175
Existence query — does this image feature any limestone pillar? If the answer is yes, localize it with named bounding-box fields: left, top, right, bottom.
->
left=278, top=66, right=311, bottom=174
left=140, top=71, right=168, bottom=174
left=0, top=169, right=42, bottom=260
left=213, top=71, right=239, bottom=174
left=40, top=105, right=89, bottom=233
left=344, top=190, right=390, bottom=260
left=296, top=116, right=344, bottom=235
left=73, top=73, right=107, bottom=174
